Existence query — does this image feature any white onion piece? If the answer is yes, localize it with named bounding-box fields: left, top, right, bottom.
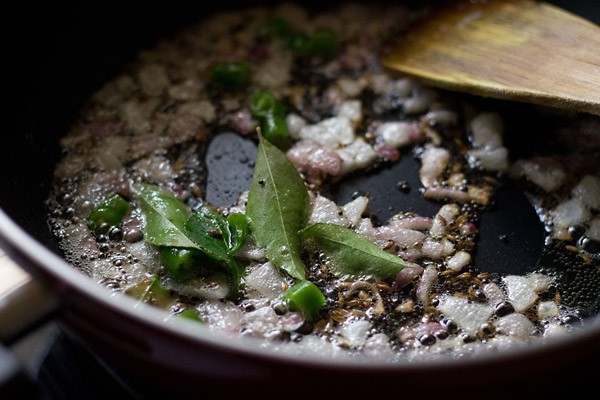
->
left=586, top=218, right=600, bottom=241
left=503, top=275, right=550, bottom=313
left=280, top=312, right=305, bottom=332
left=235, top=240, right=266, bottom=261
left=197, top=300, right=243, bottom=335
left=470, top=112, right=504, bottom=148
left=437, top=295, right=494, bottom=335
left=363, top=333, right=395, bottom=360
left=337, top=100, right=363, bottom=125
left=430, top=203, right=460, bottom=237
left=423, top=187, right=471, bottom=202
left=341, top=196, right=369, bottom=226
left=420, top=145, right=450, bottom=187
left=285, top=113, right=307, bottom=139
left=421, top=238, right=443, bottom=260
left=375, top=226, right=426, bottom=249
left=337, top=78, right=365, bottom=97
left=177, top=99, right=216, bottom=123
left=338, top=319, right=372, bottom=348
left=337, top=137, right=378, bottom=174
left=543, top=323, right=570, bottom=338
left=404, top=87, right=438, bottom=114
left=163, top=275, right=229, bottom=301
left=467, top=146, right=509, bottom=171
left=299, top=116, right=355, bottom=149
left=447, top=251, right=471, bottom=272
left=252, top=50, right=293, bottom=89
left=393, top=264, right=424, bottom=289
left=168, top=79, right=202, bottom=101
left=509, top=159, right=566, bottom=192
left=356, top=218, right=377, bottom=241
left=385, top=77, right=415, bottom=98
left=120, top=98, right=160, bottom=134
left=483, top=282, right=506, bottom=306
left=95, top=136, right=128, bottom=171
left=137, top=63, right=170, bottom=97
left=441, top=238, right=455, bottom=257
left=571, top=174, right=600, bottom=210
left=309, top=194, right=350, bottom=226
left=416, top=266, right=438, bottom=305
left=388, top=216, right=433, bottom=231
left=242, top=306, right=280, bottom=337
left=288, top=140, right=343, bottom=177
left=425, top=110, right=458, bottom=127
left=245, top=262, right=288, bottom=299
left=527, top=273, right=553, bottom=292
left=131, top=154, right=176, bottom=184
left=376, top=121, right=421, bottom=148
left=494, top=313, right=535, bottom=338
left=537, top=301, right=560, bottom=319
left=552, top=198, right=591, bottom=229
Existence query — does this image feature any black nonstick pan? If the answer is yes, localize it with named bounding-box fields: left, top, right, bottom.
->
left=1, top=1, right=599, bottom=398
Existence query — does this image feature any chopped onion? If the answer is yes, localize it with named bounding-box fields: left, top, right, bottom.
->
left=447, top=251, right=471, bottom=272
left=245, top=262, right=288, bottom=299
left=337, top=137, right=378, bottom=174
left=494, top=313, right=535, bottom=338
left=299, top=116, right=355, bottom=149
left=571, top=174, right=600, bottom=210
left=552, top=198, right=591, bottom=229
left=436, top=295, right=494, bottom=335
left=341, top=196, right=369, bottom=226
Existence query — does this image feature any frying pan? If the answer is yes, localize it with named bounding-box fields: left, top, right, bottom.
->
left=2, top=0, right=599, bottom=397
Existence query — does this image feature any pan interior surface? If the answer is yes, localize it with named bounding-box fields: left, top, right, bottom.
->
left=2, top=0, right=600, bottom=383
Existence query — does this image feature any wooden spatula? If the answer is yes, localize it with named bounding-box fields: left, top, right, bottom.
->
left=380, top=0, right=600, bottom=115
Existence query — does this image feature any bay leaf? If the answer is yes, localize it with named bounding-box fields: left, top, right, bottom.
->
left=299, top=222, right=409, bottom=280
left=246, top=135, right=309, bottom=280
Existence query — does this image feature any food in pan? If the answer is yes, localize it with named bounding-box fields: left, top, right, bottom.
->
left=46, top=2, right=599, bottom=361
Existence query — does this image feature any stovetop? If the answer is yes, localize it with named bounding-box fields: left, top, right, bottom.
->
left=9, top=322, right=181, bottom=400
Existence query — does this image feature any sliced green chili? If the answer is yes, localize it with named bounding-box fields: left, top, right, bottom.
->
left=283, top=280, right=326, bottom=320
left=286, top=32, right=311, bottom=56
left=160, top=247, right=202, bottom=279
left=261, top=113, right=291, bottom=149
left=267, top=17, right=292, bottom=38
left=249, top=91, right=290, bottom=149
left=178, top=309, right=203, bottom=322
left=268, top=17, right=338, bottom=60
left=249, top=91, right=285, bottom=119
left=308, top=28, right=337, bottom=59
left=210, top=61, right=251, bottom=90
left=87, top=192, right=130, bottom=235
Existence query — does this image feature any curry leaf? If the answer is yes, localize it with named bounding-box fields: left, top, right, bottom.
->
left=184, top=204, right=246, bottom=299
left=135, top=183, right=245, bottom=299
left=185, top=206, right=231, bottom=261
left=246, top=135, right=309, bottom=280
left=226, top=212, right=250, bottom=254
left=299, top=222, right=410, bottom=280
left=184, top=205, right=246, bottom=299
left=135, top=184, right=197, bottom=248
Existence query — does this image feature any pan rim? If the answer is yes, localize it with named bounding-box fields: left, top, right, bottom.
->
left=2, top=207, right=599, bottom=374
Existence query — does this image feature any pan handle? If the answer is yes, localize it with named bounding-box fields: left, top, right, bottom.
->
left=0, top=246, right=59, bottom=398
